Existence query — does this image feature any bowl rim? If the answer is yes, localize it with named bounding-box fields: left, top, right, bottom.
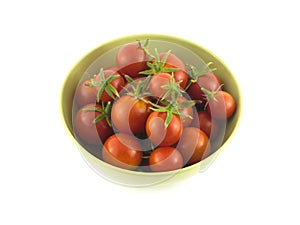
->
left=59, top=33, right=243, bottom=175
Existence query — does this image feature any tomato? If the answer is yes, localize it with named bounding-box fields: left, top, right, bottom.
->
left=176, top=96, right=194, bottom=127
left=116, top=43, right=148, bottom=77
left=206, top=90, right=236, bottom=119
left=146, top=111, right=182, bottom=147
left=159, top=52, right=188, bottom=89
left=74, top=79, right=97, bottom=107
left=111, top=95, right=151, bottom=135
left=149, top=147, right=183, bottom=172
left=73, top=103, right=113, bottom=145
left=187, top=72, right=221, bottom=107
left=102, top=133, right=143, bottom=170
left=93, top=69, right=125, bottom=102
left=105, top=65, right=119, bottom=72
left=176, top=127, right=210, bottom=166
left=191, top=111, right=219, bottom=140
left=149, top=72, right=172, bottom=99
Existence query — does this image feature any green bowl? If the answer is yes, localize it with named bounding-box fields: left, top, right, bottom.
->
left=60, top=34, right=242, bottom=187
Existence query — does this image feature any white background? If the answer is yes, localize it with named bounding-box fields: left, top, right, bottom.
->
left=1, top=0, right=299, bottom=224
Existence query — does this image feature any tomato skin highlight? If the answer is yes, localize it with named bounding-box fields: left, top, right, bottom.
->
left=73, top=103, right=113, bottom=145
left=149, top=147, right=183, bottom=172
left=187, top=72, right=221, bottom=106
left=111, top=95, right=151, bottom=135
left=75, top=79, right=97, bottom=107
left=191, top=111, right=219, bottom=140
left=207, top=91, right=236, bottom=119
left=146, top=112, right=183, bottom=147
left=102, top=133, right=143, bottom=170
left=177, top=127, right=210, bottom=166
left=116, top=43, right=148, bottom=77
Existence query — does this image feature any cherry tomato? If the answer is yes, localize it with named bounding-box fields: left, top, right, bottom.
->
left=207, top=90, right=236, bottom=119
left=159, top=52, right=188, bottom=89
left=149, top=147, right=183, bottom=172
left=176, top=96, right=194, bottom=127
left=74, top=79, right=97, bottom=107
left=102, top=133, right=142, bottom=170
left=116, top=43, right=148, bottom=77
left=73, top=103, right=113, bottom=145
left=146, top=111, right=183, bottom=147
left=149, top=72, right=172, bottom=99
left=191, top=111, right=219, bottom=140
left=176, top=127, right=210, bottom=166
left=187, top=72, right=221, bottom=107
left=111, top=95, right=151, bottom=135
left=93, top=69, right=125, bottom=102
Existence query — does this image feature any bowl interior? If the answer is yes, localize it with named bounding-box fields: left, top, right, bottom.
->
left=60, top=34, right=241, bottom=185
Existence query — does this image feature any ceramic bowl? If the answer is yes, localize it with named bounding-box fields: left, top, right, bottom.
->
left=60, top=34, right=242, bottom=187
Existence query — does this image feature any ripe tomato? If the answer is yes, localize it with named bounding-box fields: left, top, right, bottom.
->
left=73, top=103, right=113, bottom=145
left=159, top=52, right=188, bottom=89
left=176, top=127, right=210, bottom=166
left=116, top=43, right=148, bottom=77
left=146, top=111, right=182, bottom=147
left=149, top=72, right=172, bottom=99
left=191, top=111, right=219, bottom=140
left=149, top=147, right=183, bottom=172
left=187, top=72, right=221, bottom=107
left=102, top=133, right=143, bottom=170
left=206, top=90, right=236, bottom=119
left=176, top=96, right=194, bottom=127
left=74, top=78, right=97, bottom=107
left=111, top=95, right=151, bottom=135
left=93, top=69, right=125, bottom=102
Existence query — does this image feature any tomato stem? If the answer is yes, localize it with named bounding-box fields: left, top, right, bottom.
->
left=138, top=39, right=155, bottom=60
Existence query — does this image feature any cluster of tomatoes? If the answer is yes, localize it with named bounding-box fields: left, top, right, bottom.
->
left=72, top=40, right=236, bottom=172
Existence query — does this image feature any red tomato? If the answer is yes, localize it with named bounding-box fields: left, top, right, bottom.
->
left=116, top=43, right=148, bottom=77
left=176, top=96, right=194, bottom=127
left=159, top=52, right=188, bottom=89
left=187, top=72, right=221, bottom=107
left=176, top=127, right=210, bottom=166
left=102, top=133, right=143, bottom=170
left=191, top=111, right=219, bottom=140
left=149, top=72, right=172, bottom=99
left=105, top=65, right=119, bottom=72
left=146, top=111, right=183, bottom=147
left=111, top=95, right=151, bottom=135
left=93, top=69, right=125, bottom=102
left=73, top=103, right=113, bottom=145
left=74, top=79, right=97, bottom=107
left=149, top=147, right=183, bottom=172
left=207, top=90, right=236, bottom=119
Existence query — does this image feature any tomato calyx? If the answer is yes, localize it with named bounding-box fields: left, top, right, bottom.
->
left=90, top=68, right=121, bottom=102
left=83, top=101, right=112, bottom=126
left=159, top=73, right=183, bottom=101
left=201, top=84, right=224, bottom=109
left=139, top=49, right=180, bottom=76
left=123, top=75, right=151, bottom=100
left=148, top=74, right=195, bottom=127
left=185, top=63, right=216, bottom=89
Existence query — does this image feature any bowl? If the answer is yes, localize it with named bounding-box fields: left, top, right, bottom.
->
left=60, top=34, right=242, bottom=187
